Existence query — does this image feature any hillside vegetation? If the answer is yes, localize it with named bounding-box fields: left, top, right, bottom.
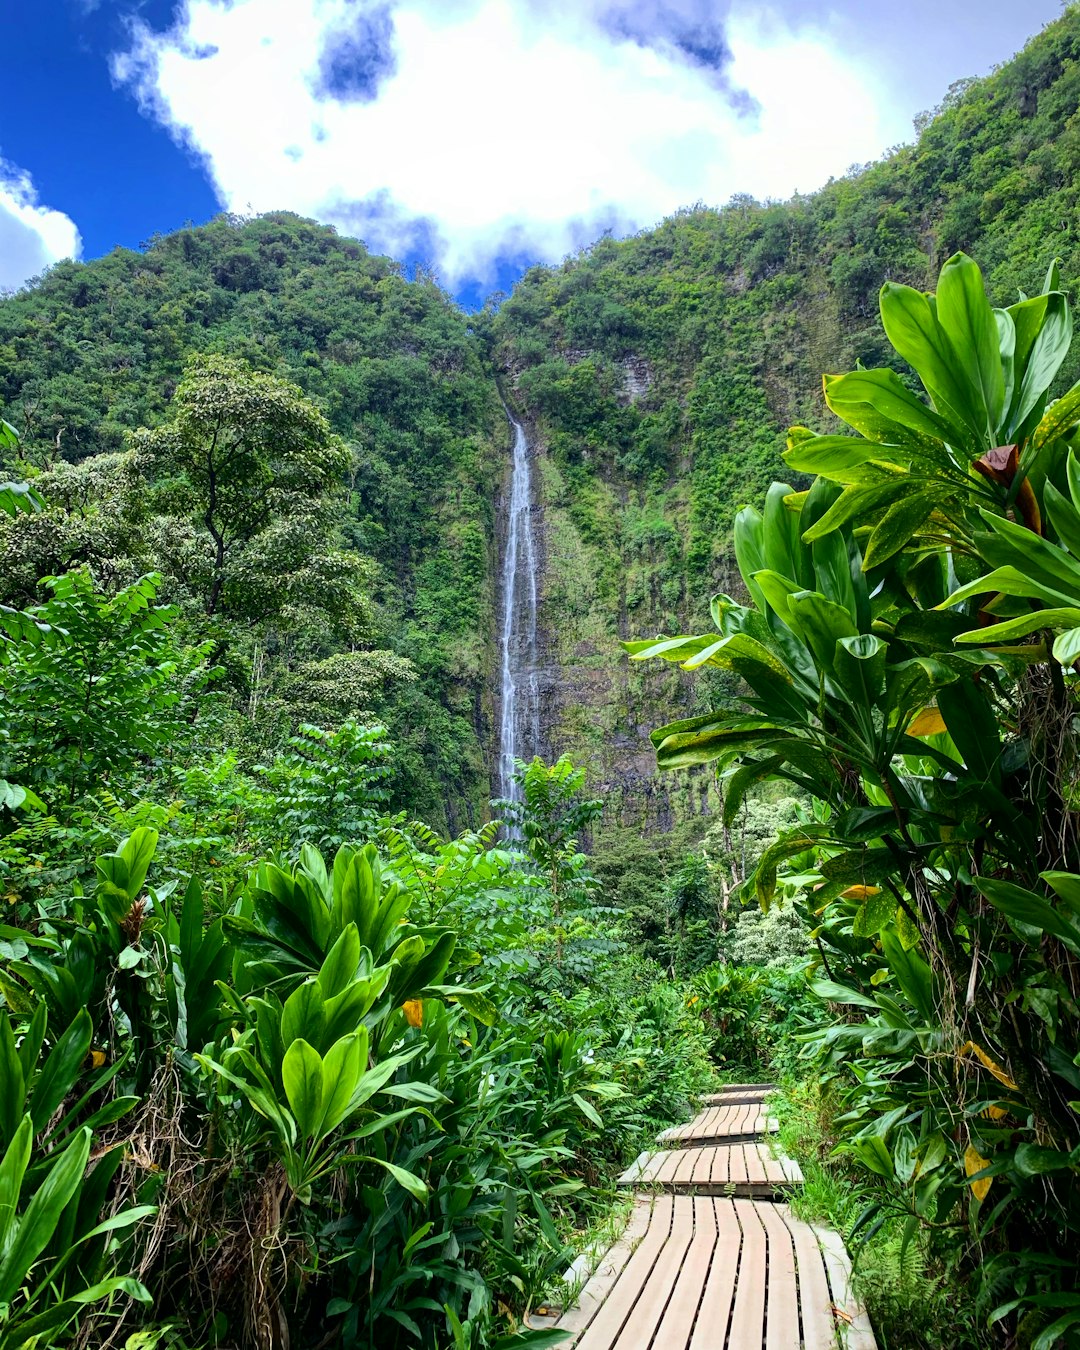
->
left=490, top=5, right=1080, bottom=854
left=3, top=10, right=1080, bottom=1349
left=0, top=215, right=505, bottom=828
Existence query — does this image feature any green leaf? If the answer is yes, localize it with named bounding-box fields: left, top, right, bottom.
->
left=1033, top=381, right=1080, bottom=451
left=0, top=1116, right=32, bottom=1256
left=862, top=491, right=939, bottom=569
left=0, top=1016, right=26, bottom=1146
left=319, top=1034, right=364, bottom=1136
left=822, top=368, right=958, bottom=447
left=786, top=591, right=858, bottom=676
left=852, top=890, right=896, bottom=937
left=941, top=565, right=1076, bottom=611
left=31, top=1007, right=92, bottom=1133
left=0, top=1125, right=91, bottom=1305
left=359, top=1155, right=428, bottom=1200
left=881, top=931, right=935, bottom=1022
left=833, top=633, right=887, bottom=708
left=1052, top=627, right=1080, bottom=665
left=281, top=980, right=327, bottom=1052
left=782, top=434, right=883, bottom=478
left=879, top=279, right=981, bottom=442
left=955, top=607, right=1080, bottom=646
left=936, top=253, right=1004, bottom=433
left=977, top=877, right=1080, bottom=956
left=282, top=1039, right=325, bottom=1140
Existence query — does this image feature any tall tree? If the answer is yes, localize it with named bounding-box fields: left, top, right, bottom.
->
left=136, top=354, right=352, bottom=621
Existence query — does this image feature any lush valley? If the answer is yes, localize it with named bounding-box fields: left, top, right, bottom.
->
left=3, top=8, right=1080, bottom=1350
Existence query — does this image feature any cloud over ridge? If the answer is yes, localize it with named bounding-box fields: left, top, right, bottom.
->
left=113, top=0, right=909, bottom=285
left=0, top=160, right=81, bottom=293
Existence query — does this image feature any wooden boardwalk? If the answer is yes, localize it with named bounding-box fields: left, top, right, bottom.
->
left=539, top=1084, right=876, bottom=1348
left=657, top=1100, right=778, bottom=1145
left=618, top=1141, right=801, bottom=1196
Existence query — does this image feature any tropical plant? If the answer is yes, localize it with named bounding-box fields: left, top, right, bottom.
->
left=628, top=252, right=1080, bottom=1345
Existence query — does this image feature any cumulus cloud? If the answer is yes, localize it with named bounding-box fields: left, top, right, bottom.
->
left=112, top=0, right=909, bottom=285
left=0, top=160, right=81, bottom=292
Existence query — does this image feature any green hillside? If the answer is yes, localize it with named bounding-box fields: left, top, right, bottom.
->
left=0, top=214, right=505, bottom=827
left=490, top=5, right=1080, bottom=846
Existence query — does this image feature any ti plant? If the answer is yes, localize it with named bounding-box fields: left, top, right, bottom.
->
left=628, top=253, right=1080, bottom=1347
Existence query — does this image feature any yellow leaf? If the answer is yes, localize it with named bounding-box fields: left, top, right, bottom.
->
left=983, top=1104, right=1008, bottom=1121
left=908, top=707, right=947, bottom=737
left=965, top=1144, right=992, bottom=1202
left=840, top=884, right=881, bottom=900
left=90, top=1050, right=106, bottom=1069
left=402, top=999, right=424, bottom=1028
left=957, top=1040, right=1019, bottom=1091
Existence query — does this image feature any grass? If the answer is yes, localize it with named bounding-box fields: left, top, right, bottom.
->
left=771, top=1079, right=980, bottom=1350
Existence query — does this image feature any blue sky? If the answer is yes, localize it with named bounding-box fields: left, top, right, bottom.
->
left=0, top=0, right=1067, bottom=304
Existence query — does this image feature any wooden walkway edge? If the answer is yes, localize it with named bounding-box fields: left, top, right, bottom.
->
left=538, top=1084, right=876, bottom=1349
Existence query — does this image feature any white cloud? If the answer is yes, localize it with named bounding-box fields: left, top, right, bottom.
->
left=0, top=160, right=81, bottom=292
left=112, top=0, right=911, bottom=284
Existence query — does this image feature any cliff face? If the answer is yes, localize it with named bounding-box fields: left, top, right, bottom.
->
left=491, top=7, right=1080, bottom=847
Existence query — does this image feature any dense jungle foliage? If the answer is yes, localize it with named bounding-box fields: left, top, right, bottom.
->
left=634, top=250, right=1080, bottom=1347
left=0, top=214, right=505, bottom=830
left=4, top=9, right=1080, bottom=1348
left=489, top=4, right=1080, bottom=847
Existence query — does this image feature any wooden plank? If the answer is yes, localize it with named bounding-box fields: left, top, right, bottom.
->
left=660, top=1104, right=778, bottom=1147
left=572, top=1195, right=676, bottom=1349
left=609, top=1196, right=696, bottom=1349
left=774, top=1204, right=836, bottom=1350
left=649, top=1196, right=718, bottom=1350
left=687, top=1198, right=741, bottom=1350
left=550, top=1200, right=653, bottom=1337
left=814, top=1223, right=878, bottom=1350
left=726, top=1199, right=767, bottom=1348
left=756, top=1201, right=801, bottom=1350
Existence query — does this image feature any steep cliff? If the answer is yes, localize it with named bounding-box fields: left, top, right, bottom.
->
left=489, top=5, right=1080, bottom=850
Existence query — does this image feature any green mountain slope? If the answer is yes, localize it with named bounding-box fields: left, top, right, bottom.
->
left=489, top=6, right=1080, bottom=845
left=0, top=214, right=505, bottom=827
left=3, top=9, right=1080, bottom=845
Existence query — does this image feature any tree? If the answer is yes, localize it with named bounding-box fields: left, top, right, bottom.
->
left=629, top=253, right=1080, bottom=1341
left=0, top=569, right=209, bottom=804
left=497, top=756, right=605, bottom=969
left=136, top=354, right=351, bottom=620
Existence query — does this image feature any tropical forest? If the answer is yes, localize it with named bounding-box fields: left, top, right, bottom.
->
left=4, top=7, right=1080, bottom=1350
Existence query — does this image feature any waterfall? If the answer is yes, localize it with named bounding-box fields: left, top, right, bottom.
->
left=496, top=413, right=540, bottom=805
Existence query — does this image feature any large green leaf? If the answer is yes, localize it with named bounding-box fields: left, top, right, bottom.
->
left=862, top=490, right=939, bottom=570
left=655, top=725, right=789, bottom=770
left=941, top=565, right=1076, bottom=611
left=0, top=1116, right=32, bottom=1256
left=936, top=253, right=1005, bottom=434
left=954, top=607, right=1080, bottom=646
left=880, top=931, right=936, bottom=1023
left=879, top=280, right=981, bottom=443
left=977, top=877, right=1080, bottom=956
left=782, top=433, right=883, bottom=479
left=822, top=369, right=957, bottom=448
left=31, top=1008, right=92, bottom=1133
left=833, top=634, right=888, bottom=709
left=282, top=1039, right=325, bottom=1140
left=786, top=592, right=858, bottom=675
left=0, top=1126, right=91, bottom=1305
left=319, top=1034, right=364, bottom=1136
left=1008, top=290, right=1073, bottom=438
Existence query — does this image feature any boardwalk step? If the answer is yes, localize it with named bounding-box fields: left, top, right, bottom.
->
left=548, top=1193, right=877, bottom=1348
left=617, top=1141, right=803, bottom=1194
left=658, top=1102, right=778, bottom=1146
left=701, top=1082, right=777, bottom=1105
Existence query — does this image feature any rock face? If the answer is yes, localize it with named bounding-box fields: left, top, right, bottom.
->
left=494, top=392, right=714, bottom=839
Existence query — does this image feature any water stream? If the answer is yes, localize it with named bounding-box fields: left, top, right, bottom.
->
left=496, top=412, right=540, bottom=804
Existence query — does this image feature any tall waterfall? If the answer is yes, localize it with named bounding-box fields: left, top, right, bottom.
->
left=496, top=414, right=540, bottom=804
